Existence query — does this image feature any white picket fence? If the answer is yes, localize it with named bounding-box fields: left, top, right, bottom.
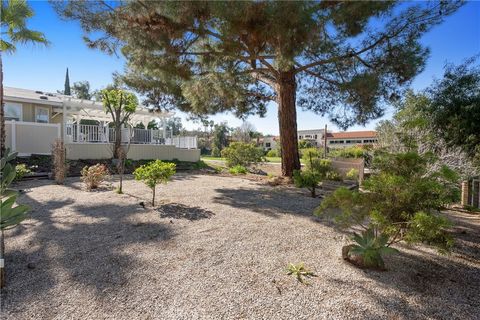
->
left=65, top=124, right=197, bottom=149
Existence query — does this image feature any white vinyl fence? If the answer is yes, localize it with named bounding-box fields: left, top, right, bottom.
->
left=5, top=120, right=61, bottom=155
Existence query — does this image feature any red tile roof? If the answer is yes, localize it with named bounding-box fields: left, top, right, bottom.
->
left=327, top=131, right=376, bottom=139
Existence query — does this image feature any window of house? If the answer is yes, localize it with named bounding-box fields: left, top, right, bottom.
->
left=266, top=142, right=271, bottom=147
left=35, top=106, right=49, bottom=123
left=5, top=102, right=22, bottom=121
left=298, top=135, right=303, bottom=139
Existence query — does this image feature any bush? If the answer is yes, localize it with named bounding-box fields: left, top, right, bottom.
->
left=266, top=149, right=279, bottom=157
left=345, top=168, right=359, bottom=180
left=316, top=151, right=459, bottom=268
left=330, top=146, right=365, bottom=159
left=14, top=164, right=31, bottom=181
left=221, top=142, right=264, bottom=167
left=326, top=170, right=342, bottom=181
left=133, top=160, right=176, bottom=206
left=229, top=165, right=248, bottom=175
left=294, top=149, right=332, bottom=197
left=81, top=164, right=109, bottom=190
left=211, top=146, right=221, bottom=157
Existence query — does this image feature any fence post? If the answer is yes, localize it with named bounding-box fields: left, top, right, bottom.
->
left=11, top=120, right=16, bottom=152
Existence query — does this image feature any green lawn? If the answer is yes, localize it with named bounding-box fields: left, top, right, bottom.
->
left=201, top=156, right=284, bottom=163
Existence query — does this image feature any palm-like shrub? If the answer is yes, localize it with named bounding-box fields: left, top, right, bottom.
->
left=81, top=164, right=109, bottom=190
left=348, top=230, right=398, bottom=269
left=134, top=160, right=176, bottom=206
left=316, top=151, right=459, bottom=267
left=221, top=142, right=264, bottom=167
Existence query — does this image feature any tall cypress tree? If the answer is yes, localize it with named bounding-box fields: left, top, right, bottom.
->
left=64, top=68, right=71, bottom=96
left=54, top=1, right=462, bottom=176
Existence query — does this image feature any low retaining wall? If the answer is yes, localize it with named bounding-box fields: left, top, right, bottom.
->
left=65, top=143, right=200, bottom=162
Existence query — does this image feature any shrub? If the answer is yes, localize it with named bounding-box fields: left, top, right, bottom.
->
left=14, top=164, right=31, bottom=181
left=298, top=139, right=314, bottom=149
left=330, top=146, right=365, bottom=159
left=52, top=139, right=67, bottom=184
left=221, top=142, right=264, bottom=167
left=81, top=164, right=109, bottom=190
left=294, top=150, right=332, bottom=197
left=211, top=146, right=221, bottom=157
left=316, top=151, right=459, bottom=268
left=229, top=165, right=248, bottom=175
left=266, top=149, right=279, bottom=157
left=133, top=160, right=176, bottom=206
left=326, top=170, right=342, bottom=181
left=1, top=149, right=30, bottom=288
left=346, top=168, right=359, bottom=180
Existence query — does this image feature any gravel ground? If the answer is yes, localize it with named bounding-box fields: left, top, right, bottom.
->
left=1, top=174, right=479, bottom=320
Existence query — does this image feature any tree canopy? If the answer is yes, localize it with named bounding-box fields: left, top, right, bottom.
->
left=54, top=0, right=462, bottom=176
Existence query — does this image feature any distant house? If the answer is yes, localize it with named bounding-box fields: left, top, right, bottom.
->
left=259, top=129, right=377, bottom=152
left=3, top=87, right=200, bottom=161
left=326, top=131, right=377, bottom=149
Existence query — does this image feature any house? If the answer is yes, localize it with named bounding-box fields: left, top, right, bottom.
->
left=259, top=128, right=378, bottom=152
left=326, top=131, right=377, bottom=149
left=3, top=87, right=200, bottom=162
left=260, top=136, right=279, bottom=151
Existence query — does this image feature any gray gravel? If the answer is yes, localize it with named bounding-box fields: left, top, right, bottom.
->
left=1, top=174, right=479, bottom=320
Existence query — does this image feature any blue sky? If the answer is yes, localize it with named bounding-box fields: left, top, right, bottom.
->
left=4, top=1, right=480, bottom=134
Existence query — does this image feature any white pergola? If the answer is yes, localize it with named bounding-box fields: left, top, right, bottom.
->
left=60, top=97, right=173, bottom=141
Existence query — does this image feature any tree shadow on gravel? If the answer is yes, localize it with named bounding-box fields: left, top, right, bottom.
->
left=157, top=203, right=215, bottom=221
left=212, top=186, right=321, bottom=218
left=1, top=187, right=174, bottom=314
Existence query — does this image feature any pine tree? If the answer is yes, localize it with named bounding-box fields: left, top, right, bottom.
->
left=64, top=68, right=71, bottom=96
left=54, top=1, right=462, bottom=176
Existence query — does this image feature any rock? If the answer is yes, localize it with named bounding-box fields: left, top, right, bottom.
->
left=27, top=263, right=36, bottom=269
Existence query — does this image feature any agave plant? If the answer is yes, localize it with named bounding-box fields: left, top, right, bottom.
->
left=349, top=229, right=398, bottom=269
left=1, top=149, right=30, bottom=287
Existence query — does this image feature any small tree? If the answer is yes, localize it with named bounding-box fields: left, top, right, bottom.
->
left=134, top=160, right=176, bottom=206
left=316, top=151, right=458, bottom=268
left=212, top=123, right=230, bottom=157
left=101, top=88, right=138, bottom=159
left=221, top=142, right=264, bottom=168
left=0, top=149, right=29, bottom=287
left=293, top=149, right=332, bottom=197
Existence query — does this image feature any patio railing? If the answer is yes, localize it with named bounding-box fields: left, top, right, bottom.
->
left=66, top=124, right=197, bottom=149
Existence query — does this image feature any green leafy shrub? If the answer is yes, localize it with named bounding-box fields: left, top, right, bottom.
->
left=348, top=229, right=398, bottom=269
left=133, top=160, right=176, bottom=206
left=326, top=170, right=343, bottom=181
left=294, top=149, right=332, bottom=197
left=1, top=149, right=30, bottom=288
left=14, top=164, right=31, bottom=181
left=211, top=146, right=221, bottom=157
left=266, top=149, right=279, bottom=157
left=81, top=164, right=109, bottom=190
left=316, top=151, right=459, bottom=267
left=286, top=262, right=316, bottom=285
left=298, top=139, right=314, bottom=149
left=221, top=142, right=264, bottom=167
left=229, top=165, right=248, bottom=175
left=330, top=146, right=365, bottom=159
left=345, top=168, right=359, bottom=180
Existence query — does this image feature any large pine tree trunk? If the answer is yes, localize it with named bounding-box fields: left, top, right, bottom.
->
left=277, top=70, right=301, bottom=177
left=1, top=53, right=5, bottom=157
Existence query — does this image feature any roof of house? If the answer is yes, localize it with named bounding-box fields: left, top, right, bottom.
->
left=327, top=131, right=377, bottom=139
left=4, top=86, right=64, bottom=106
left=4, top=86, right=172, bottom=123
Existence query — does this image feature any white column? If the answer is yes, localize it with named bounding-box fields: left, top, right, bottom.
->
left=162, top=118, right=167, bottom=139
left=11, top=120, right=16, bottom=152
left=62, top=103, right=67, bottom=141
left=76, top=114, right=81, bottom=142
